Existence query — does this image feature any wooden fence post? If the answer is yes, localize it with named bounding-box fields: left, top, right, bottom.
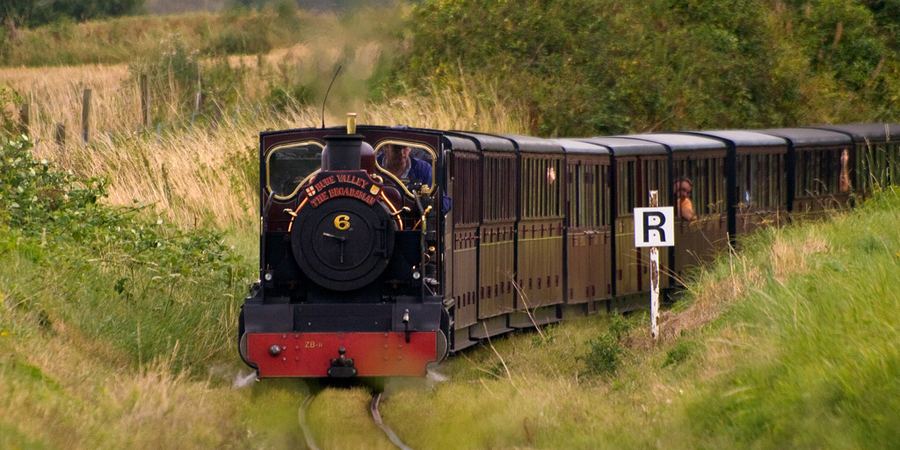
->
left=55, top=123, right=66, bottom=149
left=18, top=103, right=29, bottom=135
left=82, top=89, right=91, bottom=143
left=141, top=74, right=150, bottom=127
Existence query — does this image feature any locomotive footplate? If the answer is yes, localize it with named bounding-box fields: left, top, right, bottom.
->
left=247, top=331, right=438, bottom=377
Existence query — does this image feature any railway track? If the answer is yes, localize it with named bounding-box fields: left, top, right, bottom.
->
left=296, top=391, right=414, bottom=450
left=371, top=392, right=414, bottom=450
left=298, top=395, right=320, bottom=450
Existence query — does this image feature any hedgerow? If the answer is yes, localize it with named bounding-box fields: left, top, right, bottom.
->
left=396, top=0, right=900, bottom=136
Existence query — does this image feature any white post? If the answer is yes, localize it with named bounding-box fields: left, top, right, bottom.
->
left=649, top=190, right=660, bottom=340
left=634, top=193, right=672, bottom=341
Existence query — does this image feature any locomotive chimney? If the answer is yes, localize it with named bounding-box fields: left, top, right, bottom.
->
left=322, top=134, right=362, bottom=170
left=321, top=113, right=374, bottom=172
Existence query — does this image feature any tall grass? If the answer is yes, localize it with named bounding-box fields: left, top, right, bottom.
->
left=0, top=3, right=528, bottom=232
left=0, top=134, right=254, bottom=449
left=679, top=189, right=900, bottom=448
left=2, top=69, right=527, bottom=233
left=370, top=190, right=900, bottom=449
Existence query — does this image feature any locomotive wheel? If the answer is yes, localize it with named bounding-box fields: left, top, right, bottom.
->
left=238, top=308, right=251, bottom=367
left=291, top=197, right=396, bottom=291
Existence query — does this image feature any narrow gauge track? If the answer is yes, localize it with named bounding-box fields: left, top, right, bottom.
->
left=296, top=391, right=414, bottom=450
left=371, top=392, right=415, bottom=450
left=298, top=395, right=321, bottom=450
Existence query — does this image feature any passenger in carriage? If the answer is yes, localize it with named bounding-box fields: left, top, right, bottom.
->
left=674, top=177, right=695, bottom=221
left=840, top=149, right=850, bottom=193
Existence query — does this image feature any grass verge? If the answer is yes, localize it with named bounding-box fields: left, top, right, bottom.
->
left=4, top=145, right=900, bottom=449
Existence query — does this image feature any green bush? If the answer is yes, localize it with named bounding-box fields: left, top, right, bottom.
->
left=578, top=331, right=624, bottom=377
left=663, top=339, right=697, bottom=367
left=0, top=134, right=108, bottom=239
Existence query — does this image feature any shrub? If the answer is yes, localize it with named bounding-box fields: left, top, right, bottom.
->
left=0, top=134, right=109, bottom=239
left=578, top=332, right=625, bottom=377
left=663, top=340, right=697, bottom=368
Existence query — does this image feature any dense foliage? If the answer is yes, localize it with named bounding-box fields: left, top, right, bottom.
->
left=397, top=0, right=900, bottom=136
left=1, top=0, right=144, bottom=28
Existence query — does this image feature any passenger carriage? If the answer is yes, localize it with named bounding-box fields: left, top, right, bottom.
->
left=807, top=123, right=900, bottom=200
left=757, top=127, right=852, bottom=221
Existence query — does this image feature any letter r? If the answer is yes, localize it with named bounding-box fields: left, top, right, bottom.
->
left=643, top=211, right=666, bottom=243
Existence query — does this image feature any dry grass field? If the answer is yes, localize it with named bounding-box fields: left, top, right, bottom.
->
left=1, top=19, right=527, bottom=231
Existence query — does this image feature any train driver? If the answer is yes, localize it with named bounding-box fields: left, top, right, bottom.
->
left=377, top=143, right=452, bottom=212
left=378, top=144, right=433, bottom=189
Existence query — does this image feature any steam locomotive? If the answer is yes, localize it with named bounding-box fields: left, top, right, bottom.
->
left=238, top=118, right=900, bottom=378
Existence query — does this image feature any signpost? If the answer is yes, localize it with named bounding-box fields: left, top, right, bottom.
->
left=633, top=191, right=674, bottom=340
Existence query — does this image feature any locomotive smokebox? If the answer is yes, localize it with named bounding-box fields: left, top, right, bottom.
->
left=322, top=134, right=363, bottom=171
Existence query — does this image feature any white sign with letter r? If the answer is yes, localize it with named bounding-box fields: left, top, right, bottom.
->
left=634, top=207, right=674, bottom=247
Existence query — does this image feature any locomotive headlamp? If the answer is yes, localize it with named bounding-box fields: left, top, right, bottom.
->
left=412, top=271, right=421, bottom=280
left=264, top=271, right=273, bottom=281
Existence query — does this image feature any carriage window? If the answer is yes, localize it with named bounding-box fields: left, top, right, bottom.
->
left=617, top=161, right=635, bottom=216
left=796, top=149, right=844, bottom=197
left=743, top=152, right=785, bottom=209
left=523, top=159, right=533, bottom=217
left=586, top=165, right=598, bottom=227
left=568, top=163, right=597, bottom=228
left=600, top=165, right=611, bottom=225
left=267, top=141, right=324, bottom=199
left=483, top=157, right=495, bottom=223
left=857, top=142, right=897, bottom=191
left=738, top=155, right=750, bottom=207
left=521, top=156, right=561, bottom=219
left=375, top=141, right=436, bottom=193
left=549, top=159, right=561, bottom=217
left=889, top=142, right=900, bottom=186
left=651, top=159, right=668, bottom=203
left=567, top=164, right=577, bottom=227
left=453, top=153, right=480, bottom=226
left=587, top=164, right=604, bottom=227
left=482, top=155, right=516, bottom=222
left=858, top=141, right=899, bottom=191
left=855, top=143, right=869, bottom=191
left=506, top=158, right=515, bottom=219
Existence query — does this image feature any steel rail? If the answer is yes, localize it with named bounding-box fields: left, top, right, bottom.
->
left=371, top=392, right=414, bottom=450
left=298, top=395, right=321, bottom=450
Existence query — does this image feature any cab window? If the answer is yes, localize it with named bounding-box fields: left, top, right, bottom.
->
left=267, top=141, right=324, bottom=199
left=374, top=141, right=436, bottom=193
